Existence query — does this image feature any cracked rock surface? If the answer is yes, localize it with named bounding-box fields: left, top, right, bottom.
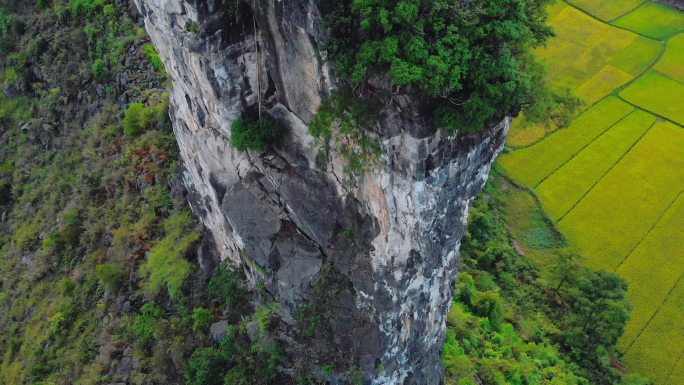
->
left=134, top=1, right=510, bottom=383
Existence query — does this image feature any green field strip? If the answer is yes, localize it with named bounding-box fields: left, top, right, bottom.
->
left=566, top=0, right=648, bottom=22
left=654, top=33, right=684, bottom=82
left=499, top=97, right=634, bottom=186
left=616, top=192, right=684, bottom=352
left=558, top=121, right=684, bottom=271
left=620, top=70, right=684, bottom=126
left=623, top=279, right=684, bottom=384
left=536, top=110, right=656, bottom=220
left=612, top=2, right=684, bottom=40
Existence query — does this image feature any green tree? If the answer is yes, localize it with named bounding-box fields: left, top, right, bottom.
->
left=325, top=0, right=554, bottom=132
left=192, top=307, right=213, bottom=332
left=562, top=270, right=631, bottom=370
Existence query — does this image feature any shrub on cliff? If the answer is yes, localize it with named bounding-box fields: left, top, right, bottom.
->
left=230, top=117, right=283, bottom=152
left=324, top=0, right=554, bottom=132
left=122, top=102, right=147, bottom=137
left=122, top=96, right=171, bottom=137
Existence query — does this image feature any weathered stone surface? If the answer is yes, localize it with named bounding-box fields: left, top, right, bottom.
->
left=134, top=1, right=510, bottom=384
left=210, top=320, right=229, bottom=343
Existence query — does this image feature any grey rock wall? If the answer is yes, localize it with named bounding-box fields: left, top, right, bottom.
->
left=134, top=1, right=509, bottom=383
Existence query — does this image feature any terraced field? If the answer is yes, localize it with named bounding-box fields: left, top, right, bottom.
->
left=499, top=1, right=684, bottom=383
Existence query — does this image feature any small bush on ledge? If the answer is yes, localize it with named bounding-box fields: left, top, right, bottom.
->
left=230, top=117, right=283, bottom=152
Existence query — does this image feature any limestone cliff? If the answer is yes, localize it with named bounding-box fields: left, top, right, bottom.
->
left=134, top=1, right=509, bottom=383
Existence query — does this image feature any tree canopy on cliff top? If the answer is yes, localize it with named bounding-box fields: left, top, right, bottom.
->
left=325, top=0, right=553, bottom=132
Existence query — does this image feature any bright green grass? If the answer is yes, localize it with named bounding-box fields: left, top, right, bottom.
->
left=499, top=97, right=634, bottom=187
left=613, top=2, right=684, bottom=40
left=536, top=109, right=656, bottom=220
left=558, top=121, right=684, bottom=271
left=620, top=70, right=684, bottom=125
left=567, top=0, right=647, bottom=21
left=655, top=33, right=684, bottom=82
left=616, top=193, right=684, bottom=353
left=623, top=280, right=684, bottom=384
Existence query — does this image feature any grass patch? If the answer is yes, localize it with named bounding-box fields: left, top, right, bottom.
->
left=567, top=0, right=647, bottom=21
left=612, top=2, right=684, bottom=40
left=622, top=280, right=684, bottom=384
left=499, top=96, right=634, bottom=186
left=654, top=33, right=684, bottom=82
left=620, top=70, right=684, bottom=125
left=558, top=121, right=684, bottom=271
left=616, top=194, right=684, bottom=353
left=536, top=109, right=656, bottom=220
left=139, top=211, right=200, bottom=299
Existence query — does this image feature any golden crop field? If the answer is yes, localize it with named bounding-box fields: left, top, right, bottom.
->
left=499, top=1, right=684, bottom=383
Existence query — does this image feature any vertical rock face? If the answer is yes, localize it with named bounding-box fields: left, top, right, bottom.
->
left=134, top=1, right=509, bottom=383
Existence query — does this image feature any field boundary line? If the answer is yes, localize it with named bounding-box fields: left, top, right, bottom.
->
left=562, top=0, right=664, bottom=41
left=507, top=1, right=669, bottom=152
left=531, top=110, right=637, bottom=189
left=623, top=269, right=684, bottom=355
left=555, top=118, right=659, bottom=222
left=617, top=94, right=684, bottom=129
left=665, top=347, right=684, bottom=384
left=614, top=190, right=684, bottom=271
left=606, top=0, right=651, bottom=23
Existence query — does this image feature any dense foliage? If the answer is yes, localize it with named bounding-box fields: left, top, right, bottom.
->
left=325, top=0, right=554, bottom=132
left=444, top=172, right=648, bottom=385
left=230, top=117, right=283, bottom=152
left=0, top=2, right=280, bottom=385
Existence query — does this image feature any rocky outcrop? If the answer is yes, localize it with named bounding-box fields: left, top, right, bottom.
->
left=134, top=1, right=509, bottom=384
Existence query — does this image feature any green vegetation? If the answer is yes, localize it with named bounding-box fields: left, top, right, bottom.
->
left=324, top=0, right=553, bottom=133
left=308, top=93, right=381, bottom=174
left=122, top=97, right=171, bottom=137
left=191, top=307, right=213, bottom=332
left=654, top=34, right=684, bottom=82
left=91, top=58, right=107, bottom=81
left=0, top=2, right=282, bottom=384
left=567, top=0, right=646, bottom=21
left=616, top=195, right=684, bottom=354
left=506, top=1, right=661, bottom=147
left=230, top=117, right=283, bottom=152
left=96, top=263, right=124, bottom=291
left=142, top=43, right=165, bottom=73
left=139, top=211, right=199, bottom=300
left=619, top=70, right=684, bottom=125
left=184, top=325, right=280, bottom=385
left=500, top=97, right=634, bottom=186
left=558, top=121, right=684, bottom=270
left=500, top=2, right=684, bottom=382
left=536, top=110, right=655, bottom=220
left=444, top=173, right=635, bottom=384
left=208, top=260, right=249, bottom=313
left=613, top=2, right=684, bottom=39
